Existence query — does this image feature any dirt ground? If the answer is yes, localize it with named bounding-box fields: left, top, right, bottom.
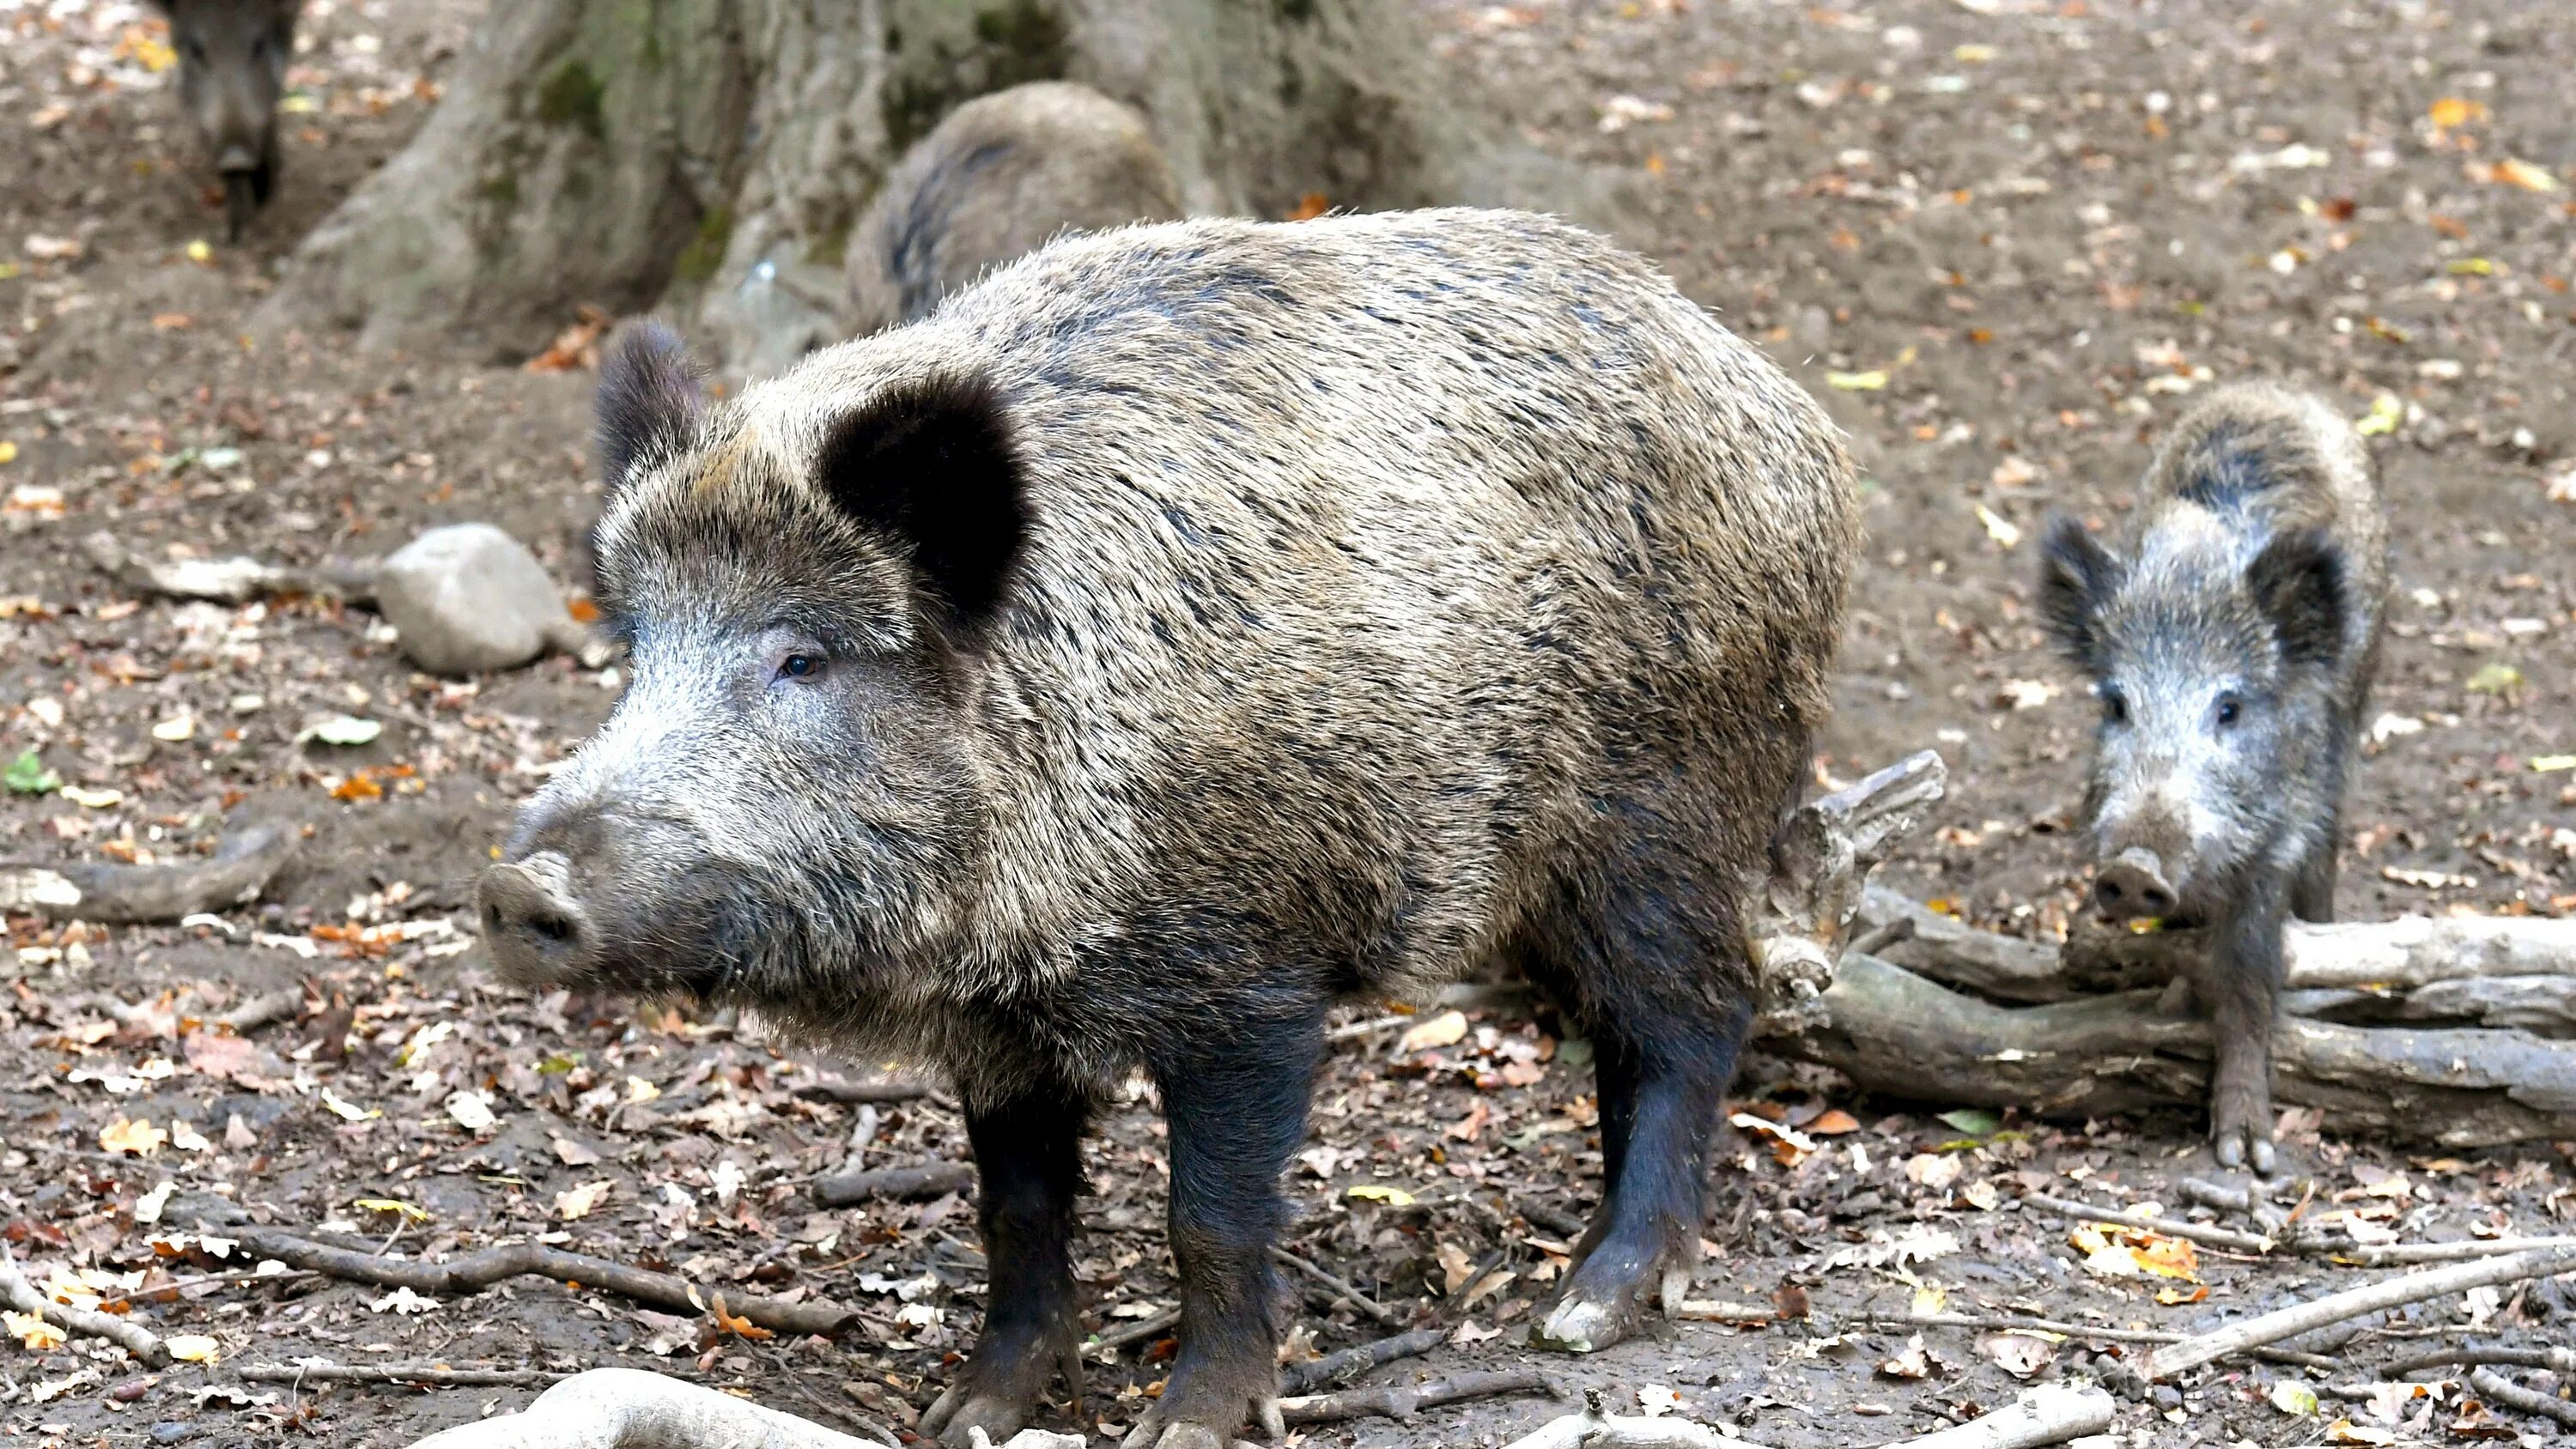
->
left=2, top=0, right=2573, bottom=1446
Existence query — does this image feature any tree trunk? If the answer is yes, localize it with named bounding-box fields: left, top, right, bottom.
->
left=258, top=0, right=1619, bottom=373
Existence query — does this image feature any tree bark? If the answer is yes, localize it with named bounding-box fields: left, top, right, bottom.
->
left=258, top=0, right=1621, bottom=373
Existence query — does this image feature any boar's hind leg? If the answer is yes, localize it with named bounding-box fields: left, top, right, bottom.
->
left=920, top=1086, right=1091, bottom=1448
left=1529, top=848, right=1753, bottom=1355
left=2202, top=882, right=2288, bottom=1176
left=1126, top=1009, right=1326, bottom=1449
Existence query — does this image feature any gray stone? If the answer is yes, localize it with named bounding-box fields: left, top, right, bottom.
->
left=374, top=523, right=596, bottom=676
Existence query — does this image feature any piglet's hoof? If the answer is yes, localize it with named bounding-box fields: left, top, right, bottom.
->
left=2209, top=1093, right=2278, bottom=1176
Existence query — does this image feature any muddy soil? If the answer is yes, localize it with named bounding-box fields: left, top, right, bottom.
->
left=1, top=1, right=2571, bottom=1446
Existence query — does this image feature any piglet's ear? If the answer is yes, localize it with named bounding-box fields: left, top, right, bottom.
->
left=595, top=321, right=702, bottom=491
left=2037, top=514, right=2120, bottom=675
left=2247, top=528, right=2347, bottom=670
left=817, top=373, right=1027, bottom=629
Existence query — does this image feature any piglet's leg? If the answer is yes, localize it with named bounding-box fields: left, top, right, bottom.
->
left=2203, top=881, right=2288, bottom=1176
left=920, top=1086, right=1091, bottom=1448
left=1126, top=1009, right=1325, bottom=1449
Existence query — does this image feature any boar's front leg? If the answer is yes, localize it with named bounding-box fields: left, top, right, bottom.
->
left=1124, top=1008, right=1325, bottom=1449
left=920, top=1085, right=1091, bottom=1448
left=2202, top=879, right=2287, bottom=1175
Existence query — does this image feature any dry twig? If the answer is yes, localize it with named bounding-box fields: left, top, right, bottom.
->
left=1280, top=1325, right=1447, bottom=1394
left=0, top=1244, right=170, bottom=1367
left=794, top=1078, right=939, bottom=1106
left=811, top=1162, right=975, bottom=1207
left=243, top=1361, right=556, bottom=1388
left=1279, top=1367, right=1554, bottom=1424
left=2468, top=1367, right=2576, bottom=1429
left=1859, top=1313, right=2335, bottom=1369
left=2020, top=1192, right=2276, bottom=1254
left=1089, top=1308, right=1181, bottom=1353
left=2333, top=1235, right=2576, bottom=1266
left=1501, top=1384, right=2111, bottom=1449
left=2142, top=1243, right=2576, bottom=1380
left=1271, top=1246, right=1406, bottom=1326
left=2381, top=1343, right=2576, bottom=1377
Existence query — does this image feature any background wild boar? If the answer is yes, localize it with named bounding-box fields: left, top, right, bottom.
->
left=480, top=209, right=1859, bottom=1447
left=2040, top=381, right=2388, bottom=1173
left=153, top=0, right=301, bottom=239
left=843, top=82, right=1182, bottom=336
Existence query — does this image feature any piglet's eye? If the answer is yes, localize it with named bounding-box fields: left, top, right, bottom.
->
left=776, top=652, right=825, bottom=682
left=2214, top=692, right=2242, bottom=729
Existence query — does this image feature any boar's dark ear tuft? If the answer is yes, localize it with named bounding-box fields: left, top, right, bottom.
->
left=596, top=321, right=702, bottom=491
left=2037, top=514, right=2119, bottom=673
left=2247, top=528, right=2346, bottom=670
left=817, top=373, right=1026, bottom=628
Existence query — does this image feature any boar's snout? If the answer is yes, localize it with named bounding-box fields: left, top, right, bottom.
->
left=479, top=851, right=593, bottom=984
left=2093, top=846, right=2178, bottom=921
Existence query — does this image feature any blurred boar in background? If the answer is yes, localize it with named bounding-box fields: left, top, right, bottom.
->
left=845, top=82, right=1182, bottom=336
left=482, top=209, right=1859, bottom=1446
left=153, top=0, right=301, bottom=239
left=2040, top=381, right=2388, bottom=1173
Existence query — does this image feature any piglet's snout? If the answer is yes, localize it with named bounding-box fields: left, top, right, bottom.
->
left=478, top=851, right=592, bottom=982
left=2093, top=846, right=2178, bottom=921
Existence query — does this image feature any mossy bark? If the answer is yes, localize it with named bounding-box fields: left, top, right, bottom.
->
left=258, top=0, right=1607, bottom=373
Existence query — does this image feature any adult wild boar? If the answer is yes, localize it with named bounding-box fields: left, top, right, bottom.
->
left=480, top=209, right=1859, bottom=1447
left=2039, top=381, right=2387, bottom=1173
left=845, top=82, right=1183, bottom=336
left=152, top=0, right=302, bottom=239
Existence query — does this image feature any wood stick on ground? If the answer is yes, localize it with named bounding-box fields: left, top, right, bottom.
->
left=794, top=1077, right=939, bottom=1106
left=1089, top=1308, right=1181, bottom=1353
left=1279, top=1367, right=1554, bottom=1424
left=216, top=1222, right=854, bottom=1338
left=1671, top=1299, right=1775, bottom=1324
left=0, top=1244, right=170, bottom=1367
left=2470, top=1367, right=2576, bottom=1430
left=1280, top=1325, right=1448, bottom=1394
left=811, top=1161, right=975, bottom=1207
left=2333, top=1235, right=2576, bottom=1266
left=2382, top=1343, right=2576, bottom=1377
left=2143, top=1243, right=2576, bottom=1380
left=242, top=1361, right=557, bottom=1388
left=1518, top=1201, right=1589, bottom=1239
left=1271, top=1246, right=1406, bottom=1326
left=2020, top=1192, right=2275, bottom=1253
left=1859, top=1313, right=2336, bottom=1369
left=1501, top=1384, right=2111, bottom=1449
left=216, top=986, right=308, bottom=1034
left=82, top=530, right=380, bottom=606
left=0, top=822, right=301, bottom=924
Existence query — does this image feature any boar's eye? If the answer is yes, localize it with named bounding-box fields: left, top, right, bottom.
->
left=2213, top=691, right=2242, bottom=730
left=2099, top=685, right=2128, bottom=726
left=775, top=652, right=827, bottom=683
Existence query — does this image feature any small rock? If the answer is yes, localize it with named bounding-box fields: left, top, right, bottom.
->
left=373, top=523, right=598, bottom=676
left=2152, top=1384, right=2184, bottom=1412
left=149, top=1424, right=196, bottom=1445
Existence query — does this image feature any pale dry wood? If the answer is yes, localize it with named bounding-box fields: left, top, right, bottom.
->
left=2018, top=1192, right=2276, bottom=1253
left=2142, top=1244, right=2576, bottom=1380
left=2335, top=1235, right=2576, bottom=1266
left=1756, top=750, right=1947, bottom=1032
left=1279, top=1367, right=1553, bottom=1424
left=811, top=1161, right=975, bottom=1207
left=243, top=1361, right=556, bottom=1387
left=1, top=822, right=300, bottom=924
left=1499, top=1385, right=2111, bottom=1449
left=2382, top=1343, right=2576, bottom=1377
left=0, top=1244, right=170, bottom=1367
left=404, top=1367, right=888, bottom=1449
left=2469, top=1367, right=2576, bottom=1429
left=1859, top=1313, right=2336, bottom=1369
left=1279, top=1325, right=1448, bottom=1394
left=80, top=530, right=378, bottom=605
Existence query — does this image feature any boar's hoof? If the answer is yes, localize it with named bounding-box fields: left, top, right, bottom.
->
left=1531, top=1264, right=1686, bottom=1355
left=2093, top=847, right=2178, bottom=921
left=2210, top=1100, right=2278, bottom=1176
left=1118, top=1373, right=1281, bottom=1449
left=920, top=1332, right=1085, bottom=1448
left=478, top=852, right=591, bottom=980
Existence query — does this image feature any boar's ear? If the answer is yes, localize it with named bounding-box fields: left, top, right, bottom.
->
left=596, top=321, right=702, bottom=491
left=2037, top=514, right=2120, bottom=673
left=816, top=373, right=1026, bottom=629
left=2247, top=528, right=2346, bottom=670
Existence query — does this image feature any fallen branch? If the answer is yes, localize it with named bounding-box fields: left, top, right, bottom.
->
left=1279, top=1367, right=1554, bottom=1424
left=405, top=1367, right=885, bottom=1448
left=82, top=530, right=377, bottom=605
left=1756, top=751, right=1947, bottom=1032
left=1271, top=1246, right=1406, bottom=1326
left=1764, top=951, right=2576, bottom=1146
left=0, top=1244, right=170, bottom=1367
left=2469, top=1367, right=2576, bottom=1430
left=2381, top=1343, right=2576, bottom=1377
left=217, top=986, right=309, bottom=1034
left=1089, top=1308, right=1180, bottom=1353
left=0, top=822, right=300, bottom=924
left=1670, top=1298, right=1776, bottom=1325
left=1280, top=1325, right=1447, bottom=1394
left=243, top=1360, right=556, bottom=1388
left=1859, top=1313, right=2335, bottom=1369
left=2019, top=1192, right=2275, bottom=1254
left=2142, top=1243, right=2576, bottom=1381
left=811, top=1161, right=974, bottom=1207
left=215, top=1222, right=854, bottom=1338
left=1501, top=1389, right=1775, bottom=1449
left=2333, top=1235, right=2576, bottom=1266
left=794, top=1077, right=939, bottom=1106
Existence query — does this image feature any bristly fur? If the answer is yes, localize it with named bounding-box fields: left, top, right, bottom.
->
left=846, top=82, right=1183, bottom=336
left=814, top=373, right=1028, bottom=627
left=596, top=321, right=705, bottom=490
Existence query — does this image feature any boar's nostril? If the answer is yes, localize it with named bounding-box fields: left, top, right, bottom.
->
left=478, top=853, right=592, bottom=978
